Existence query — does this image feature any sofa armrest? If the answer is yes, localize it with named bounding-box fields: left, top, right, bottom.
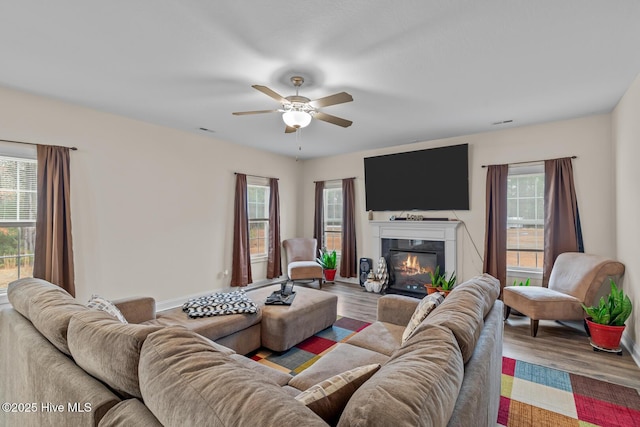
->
left=377, top=294, right=420, bottom=326
left=114, top=297, right=156, bottom=324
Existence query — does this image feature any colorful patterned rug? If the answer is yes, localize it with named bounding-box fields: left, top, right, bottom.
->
left=248, top=317, right=640, bottom=426
left=499, top=357, right=640, bottom=427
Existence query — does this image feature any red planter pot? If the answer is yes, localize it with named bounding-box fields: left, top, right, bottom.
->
left=324, top=269, right=337, bottom=282
left=586, top=318, right=625, bottom=350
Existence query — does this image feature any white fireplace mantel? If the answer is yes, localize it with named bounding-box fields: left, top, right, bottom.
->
left=370, top=220, right=461, bottom=275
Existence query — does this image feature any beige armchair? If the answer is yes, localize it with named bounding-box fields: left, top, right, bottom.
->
left=283, top=238, right=324, bottom=288
left=503, top=252, right=625, bottom=337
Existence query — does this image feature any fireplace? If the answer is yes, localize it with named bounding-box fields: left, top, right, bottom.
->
left=369, top=220, right=460, bottom=297
left=388, top=249, right=437, bottom=292
left=383, top=239, right=445, bottom=296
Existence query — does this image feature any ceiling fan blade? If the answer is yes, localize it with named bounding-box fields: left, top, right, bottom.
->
left=309, top=92, right=353, bottom=108
left=252, top=85, right=291, bottom=104
left=284, top=126, right=297, bottom=133
left=314, top=112, right=353, bottom=128
left=232, top=109, right=279, bottom=115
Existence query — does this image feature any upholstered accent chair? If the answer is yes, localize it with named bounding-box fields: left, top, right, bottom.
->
left=283, top=238, right=324, bottom=288
left=503, top=252, right=625, bottom=337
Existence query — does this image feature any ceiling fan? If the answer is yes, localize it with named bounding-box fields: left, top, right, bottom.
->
left=232, top=76, right=353, bottom=133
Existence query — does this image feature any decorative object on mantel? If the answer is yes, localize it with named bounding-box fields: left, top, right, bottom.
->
left=582, top=279, right=632, bottom=355
left=364, top=257, right=388, bottom=293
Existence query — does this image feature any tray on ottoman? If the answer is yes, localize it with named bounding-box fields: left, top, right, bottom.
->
left=249, top=284, right=338, bottom=352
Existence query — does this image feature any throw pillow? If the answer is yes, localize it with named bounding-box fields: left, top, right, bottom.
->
left=295, top=363, right=380, bottom=425
left=87, top=295, right=128, bottom=324
left=402, top=291, right=445, bottom=344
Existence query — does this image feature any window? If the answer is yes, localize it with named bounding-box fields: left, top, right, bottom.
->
left=507, top=164, right=544, bottom=272
left=247, top=180, right=269, bottom=259
left=0, top=156, right=37, bottom=292
left=323, top=182, right=342, bottom=253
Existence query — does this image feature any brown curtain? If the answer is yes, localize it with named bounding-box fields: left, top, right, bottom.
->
left=266, top=178, right=282, bottom=279
left=33, top=145, right=75, bottom=296
left=340, top=178, right=357, bottom=278
left=313, top=181, right=324, bottom=245
left=483, top=164, right=508, bottom=297
left=543, top=157, right=584, bottom=286
left=230, top=174, right=252, bottom=286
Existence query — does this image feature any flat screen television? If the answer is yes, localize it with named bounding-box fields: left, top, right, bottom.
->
left=364, top=143, right=469, bottom=211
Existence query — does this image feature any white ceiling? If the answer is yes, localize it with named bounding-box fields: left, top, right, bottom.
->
left=1, top=1, right=639, bottom=159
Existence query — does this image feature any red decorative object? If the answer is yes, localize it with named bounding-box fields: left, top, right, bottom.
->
left=324, top=269, right=337, bottom=282
left=586, top=318, right=625, bottom=350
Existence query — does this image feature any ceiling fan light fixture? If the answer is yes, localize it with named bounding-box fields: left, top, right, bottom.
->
left=282, top=110, right=312, bottom=128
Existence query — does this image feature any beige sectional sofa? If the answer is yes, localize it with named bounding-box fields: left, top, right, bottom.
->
left=0, top=274, right=502, bottom=426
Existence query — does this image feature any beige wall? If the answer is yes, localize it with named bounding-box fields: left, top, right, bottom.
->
left=0, top=83, right=622, bottom=332
left=300, top=115, right=615, bottom=284
left=612, top=72, right=640, bottom=363
left=0, top=85, right=298, bottom=303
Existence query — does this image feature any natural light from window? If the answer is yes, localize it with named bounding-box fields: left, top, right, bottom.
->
left=247, top=183, right=269, bottom=259
left=507, top=165, right=544, bottom=272
left=323, top=183, right=342, bottom=254
left=0, top=156, right=37, bottom=292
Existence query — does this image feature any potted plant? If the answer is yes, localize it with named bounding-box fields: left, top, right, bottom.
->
left=438, top=272, right=456, bottom=297
left=425, top=265, right=444, bottom=294
left=582, top=279, right=633, bottom=351
left=316, top=249, right=338, bottom=282
left=425, top=266, right=455, bottom=296
left=513, top=278, right=530, bottom=287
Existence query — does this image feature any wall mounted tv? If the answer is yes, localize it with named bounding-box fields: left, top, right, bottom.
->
left=364, top=143, right=469, bottom=211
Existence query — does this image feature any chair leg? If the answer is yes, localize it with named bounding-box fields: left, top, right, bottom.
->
left=503, top=306, right=511, bottom=321
left=530, top=319, right=539, bottom=337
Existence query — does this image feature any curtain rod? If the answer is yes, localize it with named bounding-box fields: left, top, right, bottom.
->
left=1, top=138, right=78, bottom=151
left=234, top=172, right=279, bottom=180
left=313, top=176, right=357, bottom=183
left=481, top=156, right=576, bottom=168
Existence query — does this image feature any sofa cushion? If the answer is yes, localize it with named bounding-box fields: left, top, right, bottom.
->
left=229, top=354, right=293, bottom=386
left=138, top=327, right=327, bottom=426
left=402, top=292, right=445, bottom=344
left=345, top=321, right=404, bottom=356
left=7, top=277, right=75, bottom=320
left=418, top=274, right=500, bottom=363
left=452, top=273, right=500, bottom=317
left=98, top=399, right=162, bottom=427
left=296, top=364, right=380, bottom=426
left=88, top=295, right=128, bottom=324
left=289, top=343, right=390, bottom=391
left=338, top=324, right=464, bottom=427
left=68, top=310, right=163, bottom=398
left=7, top=278, right=90, bottom=356
left=418, top=290, right=484, bottom=364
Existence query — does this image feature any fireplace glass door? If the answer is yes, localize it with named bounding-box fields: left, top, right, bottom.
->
left=387, top=249, right=438, bottom=295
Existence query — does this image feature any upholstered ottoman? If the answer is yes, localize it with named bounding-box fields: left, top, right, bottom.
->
left=248, top=284, right=338, bottom=352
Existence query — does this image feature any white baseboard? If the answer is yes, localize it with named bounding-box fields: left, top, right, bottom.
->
left=337, top=276, right=359, bottom=285
left=622, top=333, right=640, bottom=368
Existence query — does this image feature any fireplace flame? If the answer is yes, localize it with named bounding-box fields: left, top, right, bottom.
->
left=401, top=255, right=433, bottom=276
